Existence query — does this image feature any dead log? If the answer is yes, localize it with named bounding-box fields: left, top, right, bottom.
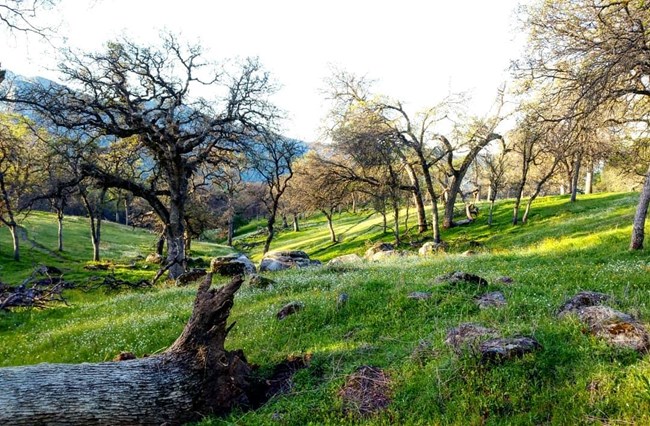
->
left=0, top=274, right=253, bottom=425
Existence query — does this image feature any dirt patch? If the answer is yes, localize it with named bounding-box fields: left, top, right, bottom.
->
left=339, top=366, right=391, bottom=417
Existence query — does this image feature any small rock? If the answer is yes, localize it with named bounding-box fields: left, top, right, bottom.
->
left=475, top=291, right=507, bottom=309
left=576, top=305, right=650, bottom=352
left=445, top=323, right=500, bottom=355
left=435, top=271, right=488, bottom=287
left=337, top=293, right=349, bottom=308
left=557, top=291, right=613, bottom=318
left=248, top=274, right=276, bottom=289
left=479, top=336, right=542, bottom=363
left=277, top=301, right=304, bottom=320
left=408, top=291, right=432, bottom=300
left=145, top=253, right=163, bottom=264
left=175, top=269, right=207, bottom=286
left=496, top=276, right=514, bottom=284
left=461, top=250, right=476, bottom=256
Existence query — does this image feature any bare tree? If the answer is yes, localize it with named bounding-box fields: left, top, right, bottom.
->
left=247, top=134, right=304, bottom=254
left=2, top=34, right=279, bottom=277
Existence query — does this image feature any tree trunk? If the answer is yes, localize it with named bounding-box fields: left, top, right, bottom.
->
left=292, top=213, right=299, bottom=232
left=227, top=214, right=235, bottom=247
left=124, top=198, right=130, bottom=227
left=184, top=230, right=192, bottom=256
left=512, top=182, right=525, bottom=225
left=392, top=200, right=400, bottom=245
left=324, top=210, right=336, bottom=242
left=443, top=174, right=463, bottom=229
left=488, top=200, right=495, bottom=226
left=416, top=152, right=442, bottom=243
left=8, top=222, right=19, bottom=261
left=166, top=199, right=187, bottom=279
left=91, top=217, right=101, bottom=262
left=630, top=165, right=650, bottom=250
left=585, top=161, right=593, bottom=195
left=570, top=152, right=582, bottom=203
left=156, top=228, right=166, bottom=256
left=405, top=164, right=427, bottom=233
left=0, top=275, right=256, bottom=426
left=263, top=212, right=275, bottom=255
left=282, top=215, right=289, bottom=229
left=381, top=211, right=387, bottom=234
left=57, top=209, right=64, bottom=252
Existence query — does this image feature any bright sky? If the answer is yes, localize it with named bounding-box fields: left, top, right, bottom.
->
left=3, top=0, right=524, bottom=142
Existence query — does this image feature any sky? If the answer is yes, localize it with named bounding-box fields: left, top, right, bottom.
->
left=3, top=0, right=525, bottom=142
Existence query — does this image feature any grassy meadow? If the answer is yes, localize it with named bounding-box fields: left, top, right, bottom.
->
left=2, top=192, right=650, bottom=424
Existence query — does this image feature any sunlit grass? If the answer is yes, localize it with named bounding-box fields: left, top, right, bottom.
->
left=3, top=192, right=650, bottom=424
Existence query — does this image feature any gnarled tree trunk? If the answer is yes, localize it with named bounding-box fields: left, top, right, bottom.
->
left=0, top=275, right=254, bottom=425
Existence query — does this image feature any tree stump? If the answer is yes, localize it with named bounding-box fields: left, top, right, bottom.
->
left=0, top=274, right=253, bottom=425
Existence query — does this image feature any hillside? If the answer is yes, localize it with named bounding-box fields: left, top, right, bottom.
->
left=2, top=192, right=650, bottom=424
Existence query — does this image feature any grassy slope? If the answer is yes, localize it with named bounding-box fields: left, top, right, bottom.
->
left=2, top=193, right=650, bottom=425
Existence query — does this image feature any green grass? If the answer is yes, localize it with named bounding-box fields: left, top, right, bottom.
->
left=3, top=193, right=650, bottom=425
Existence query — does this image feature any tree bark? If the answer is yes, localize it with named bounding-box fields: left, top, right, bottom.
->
left=488, top=200, right=495, bottom=226
left=0, top=275, right=255, bottom=426
left=630, top=165, right=650, bottom=250
left=585, top=160, right=593, bottom=195
left=570, top=152, right=582, bottom=203
left=292, top=213, right=299, bottom=232
left=57, top=209, right=64, bottom=252
left=404, top=163, right=427, bottom=233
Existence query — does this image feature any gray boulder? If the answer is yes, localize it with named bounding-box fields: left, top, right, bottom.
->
left=418, top=241, right=447, bottom=256
left=259, top=250, right=320, bottom=272
left=211, top=254, right=256, bottom=276
left=364, top=242, right=394, bottom=259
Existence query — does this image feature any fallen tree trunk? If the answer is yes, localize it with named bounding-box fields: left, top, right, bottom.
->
left=0, top=274, right=253, bottom=425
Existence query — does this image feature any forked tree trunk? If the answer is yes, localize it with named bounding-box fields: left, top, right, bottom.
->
left=0, top=275, right=254, bottom=426
left=630, top=165, right=650, bottom=250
